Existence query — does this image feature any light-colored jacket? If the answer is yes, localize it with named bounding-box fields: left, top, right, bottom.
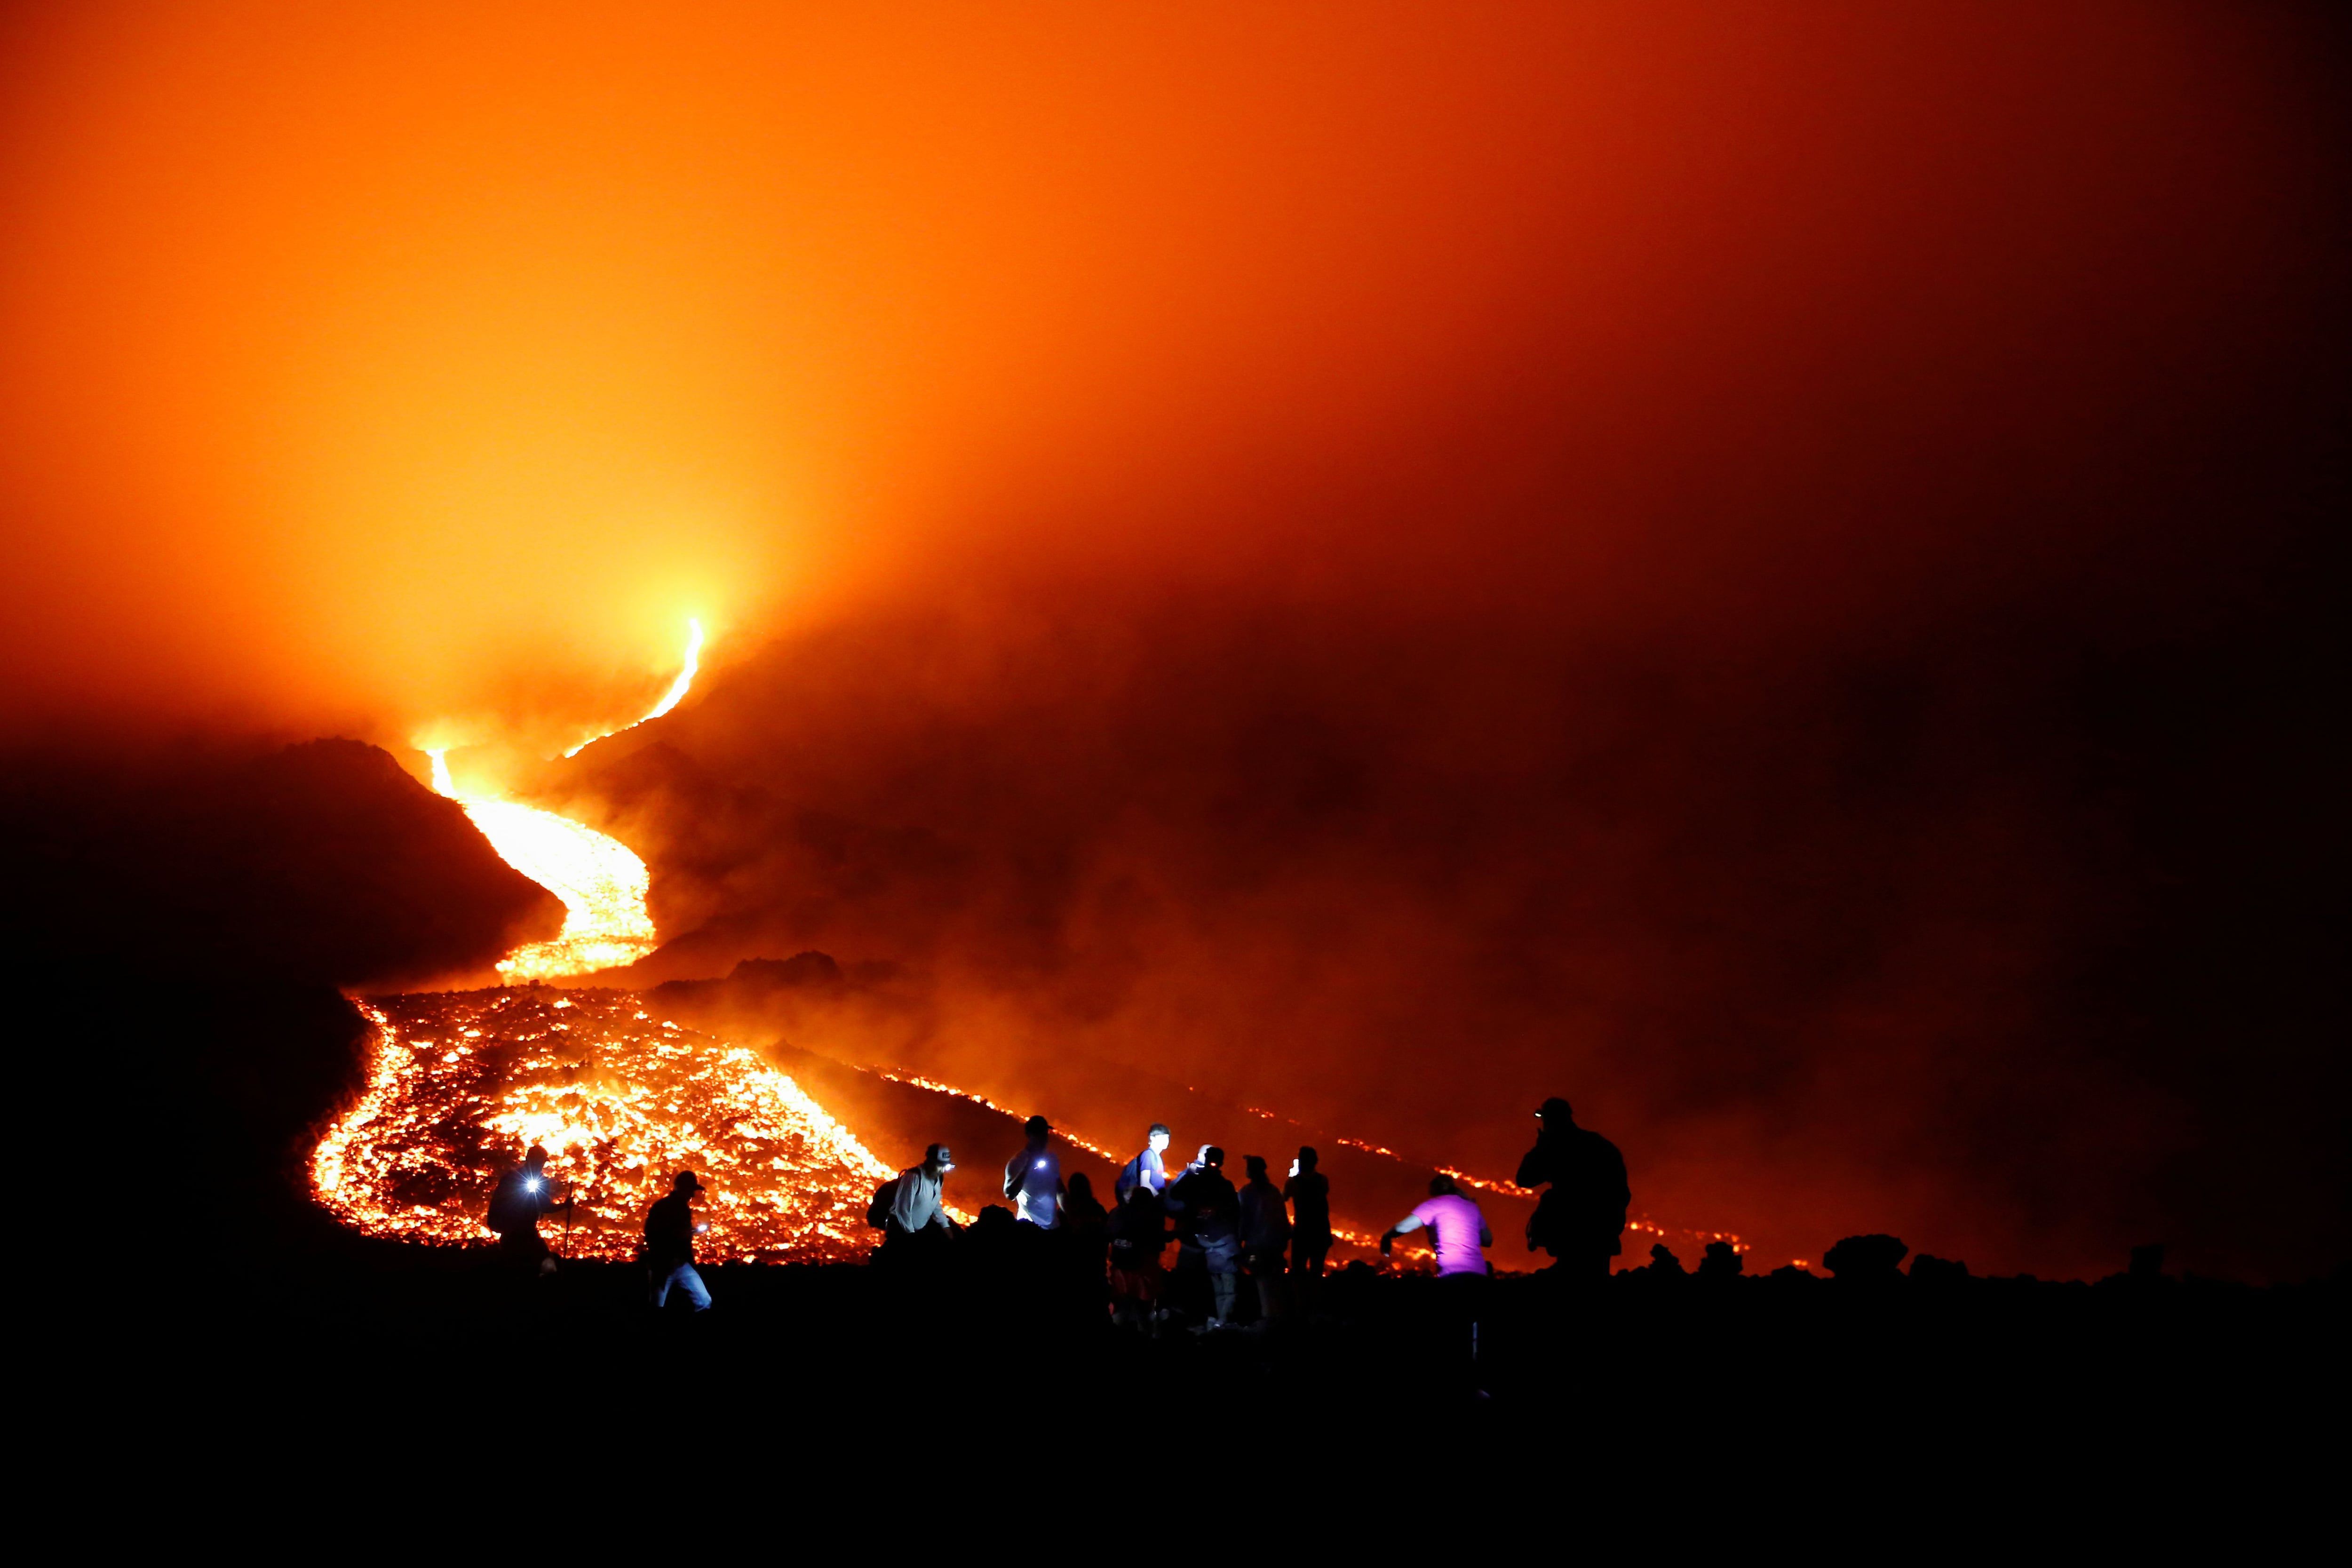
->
left=891, top=1164, right=952, bottom=1231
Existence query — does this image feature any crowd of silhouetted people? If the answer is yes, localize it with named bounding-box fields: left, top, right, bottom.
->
left=485, top=1095, right=1633, bottom=1350
left=862, top=1098, right=1631, bottom=1339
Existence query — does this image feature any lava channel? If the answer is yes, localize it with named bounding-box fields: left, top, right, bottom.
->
left=312, top=989, right=895, bottom=1263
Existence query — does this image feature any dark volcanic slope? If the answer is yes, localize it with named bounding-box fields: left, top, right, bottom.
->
left=6, top=736, right=561, bottom=987
left=6, top=734, right=565, bottom=1271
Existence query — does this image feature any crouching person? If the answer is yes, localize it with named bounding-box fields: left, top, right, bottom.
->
left=884, top=1143, right=959, bottom=1266
left=646, top=1170, right=712, bottom=1311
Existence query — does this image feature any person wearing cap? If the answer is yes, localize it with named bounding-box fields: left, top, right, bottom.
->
left=485, top=1144, right=567, bottom=1278
left=1115, top=1124, right=1173, bottom=1203
left=1003, top=1114, right=1065, bottom=1229
left=887, top=1142, right=959, bottom=1252
left=1514, top=1096, right=1630, bottom=1279
left=645, top=1170, right=713, bottom=1311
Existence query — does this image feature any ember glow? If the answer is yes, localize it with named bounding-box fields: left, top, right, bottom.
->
left=311, top=991, right=894, bottom=1261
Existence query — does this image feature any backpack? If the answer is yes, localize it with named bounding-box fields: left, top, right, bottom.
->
left=865, top=1177, right=901, bottom=1231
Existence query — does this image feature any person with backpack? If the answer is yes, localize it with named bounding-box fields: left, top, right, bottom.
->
left=645, top=1170, right=712, bottom=1311
left=485, top=1144, right=567, bottom=1278
left=1514, top=1096, right=1631, bottom=1280
left=1115, top=1123, right=1174, bottom=1202
left=876, top=1143, right=958, bottom=1263
left=1164, top=1145, right=1242, bottom=1329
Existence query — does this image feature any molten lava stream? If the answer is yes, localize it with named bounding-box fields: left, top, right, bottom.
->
left=431, top=755, right=658, bottom=982
left=312, top=992, right=896, bottom=1262
left=419, top=619, right=705, bottom=982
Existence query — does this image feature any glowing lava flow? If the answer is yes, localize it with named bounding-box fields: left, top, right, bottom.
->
left=312, top=991, right=895, bottom=1261
left=419, top=620, right=704, bottom=981
left=317, top=621, right=919, bottom=1263
left=564, top=617, right=703, bottom=757
left=429, top=750, right=658, bottom=981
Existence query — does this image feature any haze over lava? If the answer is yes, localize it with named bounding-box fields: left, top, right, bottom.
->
left=2, top=2, right=2344, bottom=1280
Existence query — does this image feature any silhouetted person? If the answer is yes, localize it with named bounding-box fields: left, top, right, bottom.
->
left=1515, top=1096, right=1629, bottom=1279
left=486, top=1144, right=566, bottom=1278
left=1062, top=1170, right=1110, bottom=1265
left=1698, top=1240, right=1743, bottom=1280
left=1106, top=1181, right=1174, bottom=1329
left=1004, top=1114, right=1065, bottom=1229
left=1117, top=1123, right=1174, bottom=1202
left=1285, top=1146, right=1333, bottom=1312
left=1166, top=1144, right=1241, bottom=1327
left=884, top=1143, right=958, bottom=1263
left=645, top=1170, right=712, bottom=1311
left=1240, top=1154, right=1292, bottom=1323
left=1383, top=1175, right=1494, bottom=1382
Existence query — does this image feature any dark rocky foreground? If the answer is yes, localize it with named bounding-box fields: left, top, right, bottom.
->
left=161, top=1198, right=2345, bottom=1473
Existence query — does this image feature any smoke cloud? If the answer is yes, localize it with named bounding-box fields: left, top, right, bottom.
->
left=2, top=2, right=2342, bottom=1276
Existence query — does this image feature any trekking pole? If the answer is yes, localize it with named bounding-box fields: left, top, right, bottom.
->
left=562, top=1196, right=575, bottom=1258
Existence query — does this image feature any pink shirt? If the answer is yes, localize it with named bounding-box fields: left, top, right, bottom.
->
left=1409, top=1194, right=1489, bottom=1276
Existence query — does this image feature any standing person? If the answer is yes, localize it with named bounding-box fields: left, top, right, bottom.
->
left=1105, top=1180, right=1173, bottom=1330
left=1116, top=1124, right=1174, bottom=1202
left=1284, top=1146, right=1333, bottom=1311
left=645, top=1170, right=712, bottom=1312
left=1062, top=1170, right=1108, bottom=1245
left=884, top=1143, right=958, bottom=1263
left=1165, top=1145, right=1242, bottom=1328
left=1238, top=1154, right=1292, bottom=1324
left=1382, top=1175, right=1493, bottom=1381
left=1060, top=1171, right=1111, bottom=1306
left=1514, top=1097, right=1630, bottom=1279
left=1004, top=1115, right=1065, bottom=1229
left=486, top=1144, right=567, bottom=1278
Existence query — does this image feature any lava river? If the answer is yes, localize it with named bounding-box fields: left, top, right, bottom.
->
left=313, top=989, right=894, bottom=1263
left=312, top=620, right=901, bottom=1261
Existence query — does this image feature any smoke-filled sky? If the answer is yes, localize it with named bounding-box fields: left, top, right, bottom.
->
left=3, top=2, right=2343, bottom=1276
